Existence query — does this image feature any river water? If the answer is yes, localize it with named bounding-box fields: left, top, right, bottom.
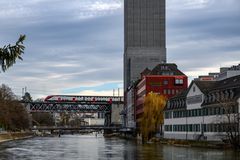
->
left=0, top=134, right=239, bottom=160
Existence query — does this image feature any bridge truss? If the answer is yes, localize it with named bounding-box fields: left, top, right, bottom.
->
left=23, top=96, right=123, bottom=127
left=28, top=102, right=111, bottom=113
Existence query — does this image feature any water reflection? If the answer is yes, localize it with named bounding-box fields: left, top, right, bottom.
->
left=0, top=134, right=239, bottom=160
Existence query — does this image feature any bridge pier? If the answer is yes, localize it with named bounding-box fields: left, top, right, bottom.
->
left=104, top=111, right=113, bottom=135
left=103, top=129, right=113, bottom=135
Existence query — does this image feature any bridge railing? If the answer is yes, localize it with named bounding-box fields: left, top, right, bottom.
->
left=32, top=125, right=121, bottom=130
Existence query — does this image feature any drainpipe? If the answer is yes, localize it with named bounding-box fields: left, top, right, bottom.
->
left=202, top=109, right=205, bottom=139
left=186, top=112, right=188, bottom=140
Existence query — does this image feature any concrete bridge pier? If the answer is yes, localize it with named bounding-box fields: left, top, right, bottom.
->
left=103, top=112, right=113, bottom=135
left=103, top=129, right=113, bottom=135
left=104, top=112, right=111, bottom=127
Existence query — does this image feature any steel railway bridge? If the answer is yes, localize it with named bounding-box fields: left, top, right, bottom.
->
left=23, top=95, right=124, bottom=129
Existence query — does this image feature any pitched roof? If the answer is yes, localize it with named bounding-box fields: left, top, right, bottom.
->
left=212, top=75, right=240, bottom=91
left=191, top=75, right=240, bottom=93
left=202, top=76, right=240, bottom=106
left=150, top=63, right=186, bottom=76
left=165, top=90, right=188, bottom=110
left=193, top=81, right=216, bottom=94
left=170, top=89, right=188, bottom=100
left=140, top=68, right=151, bottom=76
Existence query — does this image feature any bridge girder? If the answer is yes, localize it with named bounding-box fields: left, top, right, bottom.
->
left=27, top=102, right=111, bottom=113
left=31, top=126, right=120, bottom=131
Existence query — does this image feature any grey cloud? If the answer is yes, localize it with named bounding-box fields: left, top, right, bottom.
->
left=0, top=0, right=123, bottom=98
left=167, top=0, right=240, bottom=72
left=1, top=0, right=239, bottom=99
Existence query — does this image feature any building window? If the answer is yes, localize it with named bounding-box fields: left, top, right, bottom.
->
left=188, top=124, right=193, bottom=132
left=161, top=66, right=168, bottom=70
left=203, top=124, right=207, bottom=132
left=175, top=78, right=184, bottom=85
left=176, top=90, right=179, bottom=94
left=186, top=95, right=203, bottom=105
left=204, top=108, right=208, bottom=116
left=193, top=110, right=197, bottom=116
left=163, top=89, right=167, bottom=94
left=150, top=82, right=162, bottom=87
left=163, top=80, right=168, bottom=85
left=193, top=86, right=196, bottom=92
left=197, top=109, right=202, bottom=116
left=175, top=79, right=179, bottom=84
left=165, top=125, right=172, bottom=131
left=213, top=108, right=217, bottom=115
left=209, top=108, right=213, bottom=115
left=168, top=89, right=171, bottom=95
left=180, top=79, right=183, bottom=84
left=165, top=111, right=172, bottom=119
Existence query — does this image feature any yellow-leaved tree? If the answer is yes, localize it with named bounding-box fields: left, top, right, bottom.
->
left=140, top=92, right=166, bottom=141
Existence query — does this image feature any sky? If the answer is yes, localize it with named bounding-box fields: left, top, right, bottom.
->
left=0, top=0, right=239, bottom=99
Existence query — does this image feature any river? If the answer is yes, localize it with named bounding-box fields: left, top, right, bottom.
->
left=0, top=134, right=239, bottom=160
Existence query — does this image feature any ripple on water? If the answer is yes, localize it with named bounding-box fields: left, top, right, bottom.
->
left=0, top=135, right=240, bottom=160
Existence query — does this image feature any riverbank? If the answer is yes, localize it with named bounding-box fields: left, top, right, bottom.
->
left=149, top=137, right=232, bottom=149
left=118, top=133, right=233, bottom=149
left=0, top=132, right=33, bottom=144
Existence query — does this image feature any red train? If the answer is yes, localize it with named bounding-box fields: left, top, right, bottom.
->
left=44, top=95, right=123, bottom=104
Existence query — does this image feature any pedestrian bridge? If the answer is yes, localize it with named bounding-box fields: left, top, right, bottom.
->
left=32, top=125, right=120, bottom=131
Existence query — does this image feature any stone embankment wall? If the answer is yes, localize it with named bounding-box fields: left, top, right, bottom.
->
left=0, top=132, right=33, bottom=143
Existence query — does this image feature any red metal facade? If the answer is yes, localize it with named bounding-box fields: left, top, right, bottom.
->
left=135, top=75, right=188, bottom=127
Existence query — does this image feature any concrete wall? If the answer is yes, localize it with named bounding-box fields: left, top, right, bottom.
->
left=111, top=103, right=124, bottom=125
left=124, top=48, right=166, bottom=89
left=164, top=131, right=225, bottom=141
left=126, top=88, right=136, bottom=128
left=124, top=0, right=165, bottom=49
left=84, top=118, right=104, bottom=126
left=124, top=0, right=166, bottom=90
left=217, top=70, right=240, bottom=81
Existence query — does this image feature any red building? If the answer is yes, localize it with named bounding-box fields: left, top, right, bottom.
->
left=135, top=63, right=188, bottom=128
